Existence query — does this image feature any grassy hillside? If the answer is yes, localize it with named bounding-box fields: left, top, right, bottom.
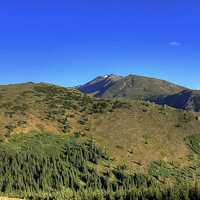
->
left=0, top=82, right=200, bottom=168
left=90, top=101, right=200, bottom=171
left=0, top=82, right=128, bottom=138
left=1, top=82, right=200, bottom=199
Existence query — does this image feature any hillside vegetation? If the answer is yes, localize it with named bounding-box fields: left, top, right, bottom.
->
left=0, top=82, right=200, bottom=168
left=0, top=82, right=200, bottom=199
left=0, top=82, right=128, bottom=138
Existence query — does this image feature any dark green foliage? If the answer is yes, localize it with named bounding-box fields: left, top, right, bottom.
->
left=0, top=133, right=159, bottom=199
left=186, top=135, right=200, bottom=155
left=1, top=133, right=200, bottom=199
left=86, top=99, right=130, bottom=114
left=149, top=160, right=200, bottom=184
left=78, top=117, right=88, bottom=125
left=33, top=84, right=130, bottom=116
left=0, top=133, right=153, bottom=195
left=0, top=133, right=108, bottom=193
left=4, top=124, right=16, bottom=137
left=23, top=182, right=200, bottom=200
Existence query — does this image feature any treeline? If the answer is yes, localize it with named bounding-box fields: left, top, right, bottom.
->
left=1, top=133, right=200, bottom=200
left=0, top=134, right=154, bottom=195
left=23, top=182, right=200, bottom=200
left=0, top=133, right=107, bottom=193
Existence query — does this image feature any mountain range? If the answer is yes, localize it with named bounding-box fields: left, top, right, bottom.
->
left=79, top=74, right=200, bottom=112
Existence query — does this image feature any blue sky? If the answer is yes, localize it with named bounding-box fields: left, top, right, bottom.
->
left=0, top=0, right=200, bottom=89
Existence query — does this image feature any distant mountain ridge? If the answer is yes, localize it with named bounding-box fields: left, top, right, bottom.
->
left=157, top=89, right=200, bottom=112
left=79, top=74, right=186, bottom=99
left=78, top=74, right=200, bottom=112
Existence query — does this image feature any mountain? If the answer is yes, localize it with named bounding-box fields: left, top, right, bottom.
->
left=1, top=82, right=200, bottom=199
left=78, top=74, right=200, bottom=112
left=78, top=74, right=186, bottom=101
left=157, top=89, right=200, bottom=112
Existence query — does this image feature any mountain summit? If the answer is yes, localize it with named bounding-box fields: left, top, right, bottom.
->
left=78, top=74, right=185, bottom=100
left=78, top=74, right=123, bottom=97
left=78, top=74, right=200, bottom=112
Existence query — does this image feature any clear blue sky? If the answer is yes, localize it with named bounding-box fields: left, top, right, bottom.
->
left=0, top=0, right=200, bottom=89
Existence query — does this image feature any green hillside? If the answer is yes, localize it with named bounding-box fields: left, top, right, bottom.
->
left=0, top=82, right=129, bottom=138
left=0, top=82, right=200, bottom=199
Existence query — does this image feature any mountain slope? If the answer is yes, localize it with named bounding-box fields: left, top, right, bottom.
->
left=0, top=82, right=200, bottom=169
left=1, top=82, right=200, bottom=199
left=78, top=74, right=122, bottom=97
left=102, top=75, right=186, bottom=100
left=0, top=82, right=130, bottom=137
left=78, top=74, right=200, bottom=112
left=78, top=74, right=185, bottom=101
left=157, top=89, right=200, bottom=112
